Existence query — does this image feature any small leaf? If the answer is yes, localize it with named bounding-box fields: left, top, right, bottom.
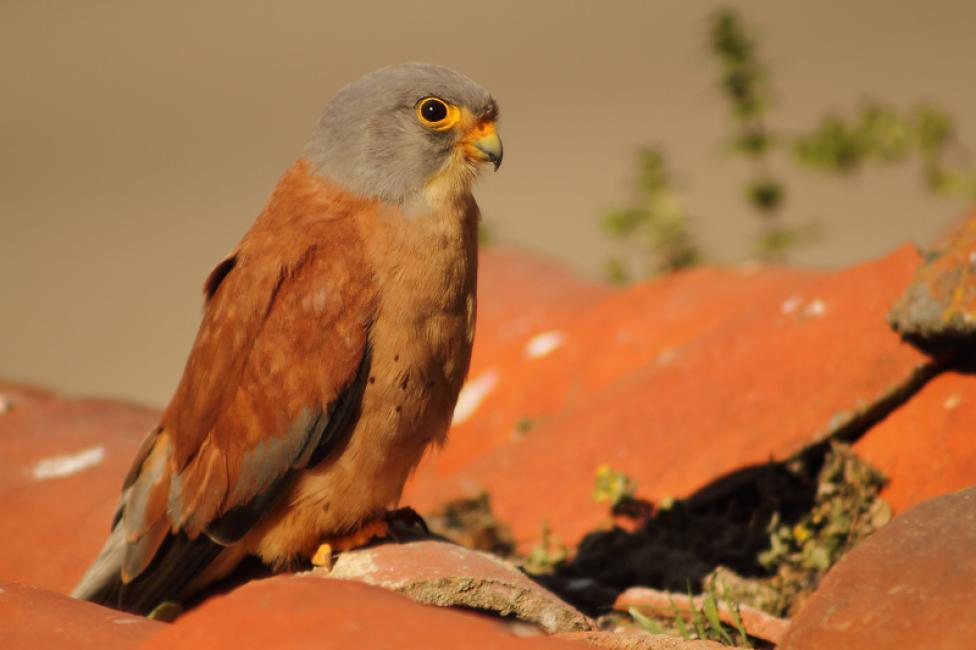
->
left=722, top=584, right=753, bottom=648
left=628, top=607, right=665, bottom=634
left=669, top=594, right=691, bottom=639
left=604, top=258, right=631, bottom=286
left=702, top=590, right=734, bottom=645
left=687, top=584, right=707, bottom=638
left=747, top=178, right=785, bottom=212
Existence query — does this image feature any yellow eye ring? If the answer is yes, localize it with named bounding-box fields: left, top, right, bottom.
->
left=416, top=97, right=461, bottom=131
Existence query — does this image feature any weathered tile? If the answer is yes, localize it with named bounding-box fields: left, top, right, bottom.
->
left=408, top=246, right=932, bottom=548
left=320, top=539, right=591, bottom=633
left=856, top=368, right=976, bottom=511
left=889, top=212, right=976, bottom=339
left=142, top=576, right=589, bottom=650
left=0, top=398, right=156, bottom=593
left=780, top=487, right=976, bottom=650
left=0, top=581, right=163, bottom=649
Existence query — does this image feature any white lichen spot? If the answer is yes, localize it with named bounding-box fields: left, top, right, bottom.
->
left=452, top=369, right=500, bottom=425
left=944, top=393, right=962, bottom=410
left=783, top=296, right=828, bottom=318
left=804, top=299, right=828, bottom=317
left=524, top=330, right=566, bottom=359
left=781, top=295, right=803, bottom=315
left=113, top=618, right=141, bottom=625
left=33, top=445, right=106, bottom=480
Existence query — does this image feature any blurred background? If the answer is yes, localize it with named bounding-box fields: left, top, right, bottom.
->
left=3, top=1, right=975, bottom=407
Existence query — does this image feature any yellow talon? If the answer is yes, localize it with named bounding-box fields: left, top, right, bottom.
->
left=311, top=543, right=334, bottom=570
left=310, top=512, right=409, bottom=571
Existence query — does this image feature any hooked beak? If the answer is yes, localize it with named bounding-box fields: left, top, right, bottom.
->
left=461, top=121, right=503, bottom=170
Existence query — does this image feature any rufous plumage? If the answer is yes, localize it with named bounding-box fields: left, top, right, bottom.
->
left=73, top=63, right=502, bottom=614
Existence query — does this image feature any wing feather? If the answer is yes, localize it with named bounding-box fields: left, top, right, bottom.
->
left=78, top=168, right=380, bottom=613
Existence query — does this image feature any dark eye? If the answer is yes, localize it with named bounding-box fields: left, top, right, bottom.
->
left=415, top=97, right=460, bottom=131
left=420, top=98, right=448, bottom=123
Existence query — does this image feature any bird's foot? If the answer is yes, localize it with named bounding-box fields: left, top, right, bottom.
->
left=309, top=517, right=390, bottom=570
left=309, top=507, right=429, bottom=570
left=310, top=542, right=335, bottom=570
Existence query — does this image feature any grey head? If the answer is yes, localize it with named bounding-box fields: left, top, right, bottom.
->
left=305, top=63, right=502, bottom=205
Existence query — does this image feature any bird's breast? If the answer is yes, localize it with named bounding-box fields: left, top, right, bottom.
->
left=248, top=199, right=480, bottom=563
left=233, top=166, right=486, bottom=567
left=365, top=203, right=479, bottom=445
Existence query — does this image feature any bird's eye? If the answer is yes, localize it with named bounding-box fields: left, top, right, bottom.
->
left=416, top=97, right=460, bottom=131
left=421, top=99, right=447, bottom=122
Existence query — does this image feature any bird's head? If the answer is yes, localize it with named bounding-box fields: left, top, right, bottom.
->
left=305, top=63, right=502, bottom=206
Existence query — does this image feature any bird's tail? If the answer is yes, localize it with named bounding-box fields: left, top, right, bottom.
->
left=73, top=520, right=228, bottom=615
left=71, top=522, right=127, bottom=607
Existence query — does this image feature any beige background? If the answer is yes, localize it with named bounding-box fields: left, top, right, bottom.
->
left=3, top=1, right=975, bottom=407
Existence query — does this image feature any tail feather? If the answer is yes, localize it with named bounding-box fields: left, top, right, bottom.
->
left=72, top=524, right=225, bottom=615
left=71, top=524, right=127, bottom=606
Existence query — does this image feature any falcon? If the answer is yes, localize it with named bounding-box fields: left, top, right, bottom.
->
left=72, top=63, right=502, bottom=614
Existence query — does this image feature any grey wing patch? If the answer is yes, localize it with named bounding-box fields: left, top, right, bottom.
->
left=110, top=427, right=163, bottom=529
left=204, top=343, right=372, bottom=545
left=306, top=342, right=372, bottom=468
left=225, top=407, right=329, bottom=506
left=120, top=436, right=172, bottom=580
left=203, top=408, right=327, bottom=546
left=75, top=345, right=371, bottom=612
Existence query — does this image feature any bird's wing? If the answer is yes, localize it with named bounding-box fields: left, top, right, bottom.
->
left=98, top=207, right=376, bottom=612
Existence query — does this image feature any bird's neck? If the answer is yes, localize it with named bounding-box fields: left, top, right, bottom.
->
left=380, top=190, right=480, bottom=272
left=267, top=157, right=480, bottom=278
